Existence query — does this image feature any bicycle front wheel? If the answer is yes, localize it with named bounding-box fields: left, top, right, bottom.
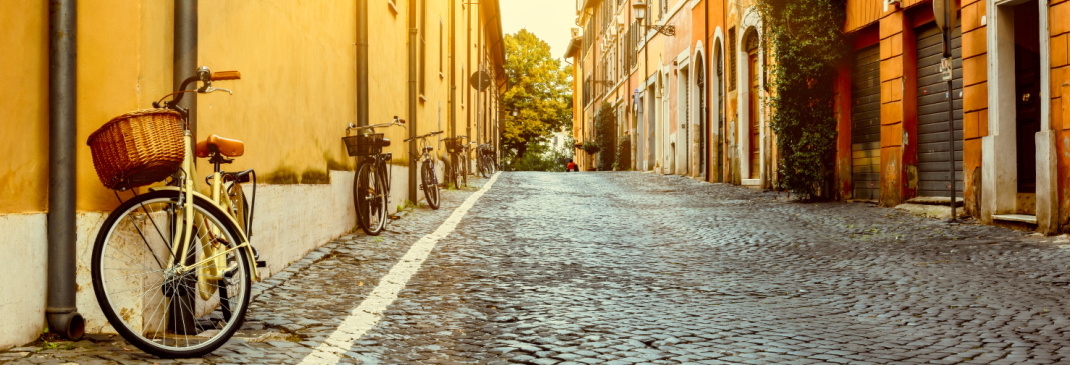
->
left=422, top=160, right=441, bottom=210
left=355, top=161, right=388, bottom=235
left=91, top=190, right=252, bottom=358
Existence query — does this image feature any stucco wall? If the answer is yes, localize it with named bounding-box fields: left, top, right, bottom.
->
left=0, top=215, right=48, bottom=349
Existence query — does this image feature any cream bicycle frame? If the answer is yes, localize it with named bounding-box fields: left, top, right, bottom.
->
left=149, top=131, right=260, bottom=283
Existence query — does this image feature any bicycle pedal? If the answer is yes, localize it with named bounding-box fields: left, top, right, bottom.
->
left=256, top=260, right=267, bottom=268
left=389, top=214, right=401, bottom=220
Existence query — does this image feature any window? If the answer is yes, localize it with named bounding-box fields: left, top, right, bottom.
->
left=439, top=20, right=444, bottom=75
left=421, top=0, right=430, bottom=95
left=584, top=75, right=592, bottom=106
left=728, top=27, right=736, bottom=91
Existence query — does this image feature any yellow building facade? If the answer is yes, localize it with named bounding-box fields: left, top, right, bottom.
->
left=0, top=0, right=503, bottom=348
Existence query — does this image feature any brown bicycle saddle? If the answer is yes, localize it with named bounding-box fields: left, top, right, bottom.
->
left=195, top=134, right=245, bottom=158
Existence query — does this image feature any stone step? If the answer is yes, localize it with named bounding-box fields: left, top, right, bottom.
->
left=993, top=214, right=1038, bottom=225
left=906, top=196, right=964, bottom=207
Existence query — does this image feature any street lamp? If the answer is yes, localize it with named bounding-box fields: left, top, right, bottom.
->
left=632, top=0, right=675, bottom=36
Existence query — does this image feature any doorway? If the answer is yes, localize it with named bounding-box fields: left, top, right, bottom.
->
left=696, top=57, right=707, bottom=180
left=746, top=33, right=761, bottom=180
left=985, top=0, right=1053, bottom=227
left=715, top=43, right=725, bottom=182
left=1013, top=0, right=1040, bottom=200
left=647, top=82, right=657, bottom=171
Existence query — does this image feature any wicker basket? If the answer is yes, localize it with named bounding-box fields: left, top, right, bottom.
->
left=342, top=133, right=384, bottom=157
left=87, top=109, right=185, bottom=190
left=444, top=138, right=463, bottom=154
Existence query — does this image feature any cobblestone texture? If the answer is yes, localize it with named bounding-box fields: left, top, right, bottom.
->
left=7, top=172, right=1070, bottom=364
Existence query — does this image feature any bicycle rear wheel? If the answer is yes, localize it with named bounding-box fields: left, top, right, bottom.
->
left=422, top=160, right=441, bottom=210
left=91, top=190, right=252, bottom=358
left=459, top=154, right=468, bottom=188
left=355, top=161, right=388, bottom=235
left=478, top=154, right=490, bottom=177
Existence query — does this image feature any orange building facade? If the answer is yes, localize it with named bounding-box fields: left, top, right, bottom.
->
left=835, top=0, right=1070, bottom=234
left=567, top=0, right=778, bottom=188
left=570, top=0, right=1068, bottom=234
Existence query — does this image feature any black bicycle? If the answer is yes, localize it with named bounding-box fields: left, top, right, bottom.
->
left=405, top=130, right=444, bottom=210
left=443, top=135, right=468, bottom=189
left=477, top=143, right=497, bottom=177
left=344, top=117, right=405, bottom=235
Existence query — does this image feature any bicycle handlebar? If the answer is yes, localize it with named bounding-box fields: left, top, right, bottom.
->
left=404, top=130, right=443, bottom=143
left=154, top=66, right=239, bottom=117
left=347, top=116, right=406, bottom=135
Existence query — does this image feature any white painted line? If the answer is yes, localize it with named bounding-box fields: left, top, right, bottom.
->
left=296, top=172, right=502, bottom=364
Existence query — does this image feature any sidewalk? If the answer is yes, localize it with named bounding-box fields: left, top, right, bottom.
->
left=0, top=177, right=494, bottom=365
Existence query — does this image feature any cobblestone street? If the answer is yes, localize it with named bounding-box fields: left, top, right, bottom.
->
left=8, top=171, right=1070, bottom=364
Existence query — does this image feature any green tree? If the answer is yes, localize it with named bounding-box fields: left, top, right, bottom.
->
left=757, top=0, right=847, bottom=200
left=502, top=29, right=573, bottom=161
left=594, top=103, right=617, bottom=171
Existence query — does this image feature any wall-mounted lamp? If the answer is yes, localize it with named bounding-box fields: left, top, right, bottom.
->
left=883, top=0, right=901, bottom=12
left=632, top=0, right=675, bottom=37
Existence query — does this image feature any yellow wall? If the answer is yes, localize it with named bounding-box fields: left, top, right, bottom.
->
left=197, top=0, right=358, bottom=182
left=0, top=0, right=504, bottom=213
left=0, top=1, right=48, bottom=213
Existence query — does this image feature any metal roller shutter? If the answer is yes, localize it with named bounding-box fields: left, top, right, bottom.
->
left=915, top=23, right=963, bottom=197
left=851, top=45, right=881, bottom=201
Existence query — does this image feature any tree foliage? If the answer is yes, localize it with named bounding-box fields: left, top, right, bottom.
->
left=502, top=29, right=573, bottom=161
left=756, top=0, right=847, bottom=200
left=617, top=135, right=632, bottom=171
left=593, top=103, right=617, bottom=171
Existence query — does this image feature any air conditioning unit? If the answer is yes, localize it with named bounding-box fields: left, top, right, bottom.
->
left=571, top=26, right=583, bottom=40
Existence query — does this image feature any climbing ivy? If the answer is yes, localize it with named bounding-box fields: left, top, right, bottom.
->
left=757, top=0, right=847, bottom=200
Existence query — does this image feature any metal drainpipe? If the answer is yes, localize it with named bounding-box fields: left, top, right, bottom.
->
left=408, top=0, right=418, bottom=202
left=449, top=0, right=457, bottom=142
left=358, top=0, right=369, bottom=127
left=175, top=0, right=198, bottom=138
left=168, top=0, right=199, bottom=334
left=46, top=0, right=85, bottom=341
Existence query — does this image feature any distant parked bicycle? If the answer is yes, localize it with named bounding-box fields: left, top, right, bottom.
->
left=442, top=135, right=468, bottom=189
left=404, top=130, right=444, bottom=209
left=476, top=143, right=497, bottom=177
left=87, top=66, right=264, bottom=358
left=344, top=117, right=405, bottom=235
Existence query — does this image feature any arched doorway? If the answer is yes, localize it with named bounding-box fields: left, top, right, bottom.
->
left=713, top=42, right=724, bottom=182
left=696, top=56, right=707, bottom=180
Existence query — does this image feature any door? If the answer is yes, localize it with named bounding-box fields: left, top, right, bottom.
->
left=716, top=47, right=725, bottom=182
left=915, top=23, right=963, bottom=197
left=1015, top=0, right=1040, bottom=195
left=697, top=59, right=707, bottom=179
left=647, top=84, right=657, bottom=170
left=851, top=45, right=881, bottom=200
left=748, top=53, right=760, bottom=179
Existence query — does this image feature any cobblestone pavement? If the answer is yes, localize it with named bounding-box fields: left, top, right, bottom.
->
left=7, top=172, right=1070, bottom=364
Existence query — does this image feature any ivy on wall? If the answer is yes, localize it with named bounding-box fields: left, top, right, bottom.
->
left=756, top=0, right=847, bottom=200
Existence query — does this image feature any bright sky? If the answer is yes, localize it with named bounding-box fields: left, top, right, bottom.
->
left=499, top=0, right=577, bottom=60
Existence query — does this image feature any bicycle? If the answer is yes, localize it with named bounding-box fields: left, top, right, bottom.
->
left=87, top=66, right=263, bottom=358
left=476, top=143, right=497, bottom=177
left=442, top=135, right=468, bottom=189
left=344, top=117, right=406, bottom=235
left=404, top=130, right=444, bottom=209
